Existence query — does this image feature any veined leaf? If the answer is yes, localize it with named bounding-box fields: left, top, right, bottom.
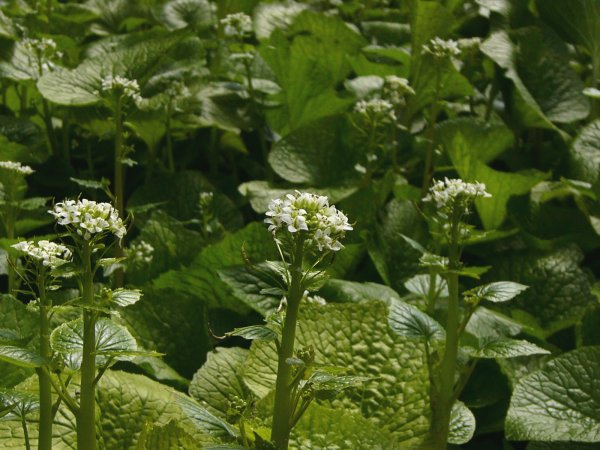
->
left=462, top=336, right=550, bottom=359
left=0, top=346, right=45, bottom=368
left=448, top=401, right=476, bottom=445
left=388, top=299, right=445, bottom=341
left=110, top=288, right=143, bottom=307
left=464, top=281, right=528, bottom=303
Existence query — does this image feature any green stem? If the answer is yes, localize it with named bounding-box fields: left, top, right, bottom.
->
left=165, top=102, right=175, bottom=172
left=271, top=237, right=305, bottom=450
left=6, top=206, right=16, bottom=295
left=21, top=414, right=31, bottom=450
left=41, top=99, right=59, bottom=157
left=77, top=243, right=97, bottom=450
left=36, top=273, right=53, bottom=450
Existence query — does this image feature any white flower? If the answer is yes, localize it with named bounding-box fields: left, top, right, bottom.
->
left=12, top=240, right=72, bottom=268
left=49, top=199, right=126, bottom=241
left=265, top=191, right=352, bottom=252
left=423, top=177, right=491, bottom=211
left=125, top=240, right=154, bottom=264
left=354, top=98, right=397, bottom=122
left=423, top=37, right=461, bottom=58
left=383, top=75, right=415, bottom=105
left=0, top=161, right=34, bottom=175
left=23, top=37, right=57, bottom=54
left=100, top=75, right=142, bottom=104
left=221, top=12, right=253, bottom=38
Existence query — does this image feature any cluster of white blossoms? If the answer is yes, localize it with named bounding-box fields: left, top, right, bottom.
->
left=382, top=75, right=415, bottom=105
left=12, top=240, right=72, bottom=268
left=354, top=98, right=397, bottom=122
left=221, top=12, right=253, bottom=38
left=49, top=199, right=126, bottom=241
left=265, top=192, right=352, bottom=252
left=125, top=240, right=154, bottom=264
left=0, top=161, right=34, bottom=175
left=423, top=178, right=491, bottom=212
left=23, top=37, right=57, bottom=54
left=423, top=37, right=461, bottom=58
left=100, top=75, right=142, bottom=104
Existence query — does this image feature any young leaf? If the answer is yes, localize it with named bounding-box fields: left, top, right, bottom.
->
left=388, top=299, right=445, bottom=341
left=225, top=325, right=277, bottom=341
left=506, top=346, right=600, bottom=442
left=110, top=288, right=143, bottom=307
left=464, top=281, right=528, bottom=303
left=462, top=336, right=550, bottom=359
left=448, top=401, right=476, bottom=445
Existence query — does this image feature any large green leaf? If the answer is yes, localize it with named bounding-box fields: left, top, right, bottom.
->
left=487, top=245, right=596, bottom=335
left=189, top=347, right=249, bottom=417
left=121, top=287, right=211, bottom=379
left=260, top=11, right=365, bottom=133
left=51, top=318, right=139, bottom=370
left=38, top=33, right=181, bottom=106
left=481, top=28, right=589, bottom=130
left=536, top=0, right=600, bottom=70
left=0, top=346, right=45, bottom=368
left=242, top=301, right=431, bottom=446
left=153, top=222, right=277, bottom=313
left=506, top=346, right=600, bottom=442
left=268, top=115, right=361, bottom=186
left=569, top=120, right=600, bottom=185
left=448, top=132, right=548, bottom=229
left=136, top=420, right=201, bottom=450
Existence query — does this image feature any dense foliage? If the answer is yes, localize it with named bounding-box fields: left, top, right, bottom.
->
left=0, top=0, right=599, bottom=449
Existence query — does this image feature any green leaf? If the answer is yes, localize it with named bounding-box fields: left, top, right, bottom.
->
left=448, top=401, right=476, bottom=445
left=462, top=336, right=550, bottom=359
left=110, top=288, right=143, bottom=307
left=0, top=346, right=45, bottom=368
left=536, top=0, right=600, bottom=69
left=268, top=115, right=361, bottom=186
left=136, top=420, right=201, bottom=450
left=318, top=279, right=401, bottom=304
left=254, top=1, right=307, bottom=40
left=569, top=120, right=600, bottom=185
left=38, top=33, right=182, bottom=106
left=175, top=395, right=238, bottom=439
left=160, top=0, right=214, bottom=31
left=464, top=281, right=528, bottom=303
left=465, top=306, right=523, bottom=339
left=448, top=132, right=548, bottom=229
left=290, top=402, right=397, bottom=449
left=225, top=325, right=277, bottom=341
left=260, top=11, right=366, bottom=133
left=506, top=346, right=600, bottom=442
left=50, top=318, right=139, bottom=369
left=121, top=287, right=211, bottom=379
left=189, top=347, right=249, bottom=418
left=388, top=299, right=445, bottom=341
left=243, top=302, right=431, bottom=446
left=404, top=274, right=448, bottom=299
left=153, top=222, right=277, bottom=313
left=481, top=28, right=589, bottom=129
left=488, top=245, right=596, bottom=335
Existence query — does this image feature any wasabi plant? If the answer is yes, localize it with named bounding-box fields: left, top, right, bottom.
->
left=264, top=192, right=353, bottom=449
left=10, top=240, right=71, bottom=450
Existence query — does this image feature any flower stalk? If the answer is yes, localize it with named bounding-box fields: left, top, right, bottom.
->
left=36, top=272, right=53, bottom=450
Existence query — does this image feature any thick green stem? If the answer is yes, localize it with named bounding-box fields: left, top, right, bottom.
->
left=36, top=274, right=53, bottom=450
left=428, top=219, right=460, bottom=449
left=271, top=238, right=305, bottom=450
left=77, top=243, right=97, bottom=450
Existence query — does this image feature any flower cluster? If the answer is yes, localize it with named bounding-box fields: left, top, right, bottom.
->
left=382, top=75, right=414, bottom=105
left=23, top=37, right=57, bottom=54
left=265, top=192, right=352, bottom=252
left=0, top=161, right=34, bottom=175
left=125, top=240, right=154, bottom=264
left=423, top=37, right=461, bottom=58
left=12, top=240, right=72, bottom=268
left=221, top=12, right=253, bottom=38
left=49, top=199, right=126, bottom=241
left=100, top=75, right=142, bottom=104
left=423, top=178, right=491, bottom=213
left=354, top=98, right=397, bottom=123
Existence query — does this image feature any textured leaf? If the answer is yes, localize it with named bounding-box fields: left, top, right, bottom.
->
left=175, top=395, right=237, bottom=439
left=136, top=420, right=201, bottom=450
left=448, top=401, right=476, bottom=445
left=154, top=222, right=277, bottom=313
left=448, top=132, right=548, bottom=229
left=50, top=318, right=138, bottom=369
left=121, top=287, right=211, bottom=379
left=318, top=279, right=401, bottom=304
left=160, top=0, right=214, bottom=31
left=242, top=302, right=431, bottom=446
left=110, top=288, right=143, bottom=307
left=506, top=346, right=600, bottom=442
left=487, top=246, right=596, bottom=335
left=268, top=115, right=361, bottom=186
left=462, top=336, right=549, bottom=359
left=0, top=346, right=45, bottom=368
left=189, top=347, right=249, bottom=417
left=465, top=281, right=528, bottom=303
left=569, top=120, right=600, bottom=185
left=388, top=299, right=445, bottom=341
